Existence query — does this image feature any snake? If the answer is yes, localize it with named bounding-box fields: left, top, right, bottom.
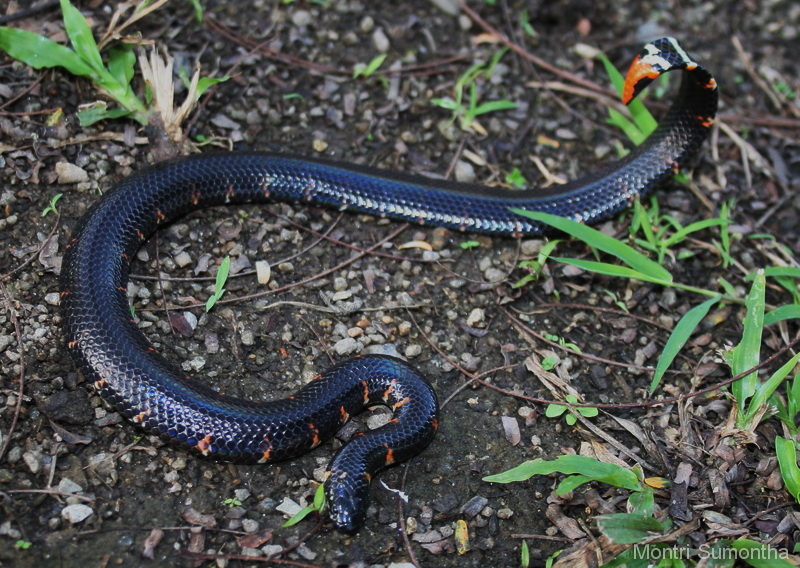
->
left=60, top=38, right=717, bottom=533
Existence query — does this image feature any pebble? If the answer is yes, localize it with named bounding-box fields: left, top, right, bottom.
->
left=58, top=478, right=83, bottom=494
left=173, top=251, right=192, bottom=268
left=276, top=497, right=302, bottom=517
left=484, top=268, right=506, bottom=283
left=372, top=27, right=390, bottom=53
left=454, top=160, right=476, bottom=183
left=334, top=337, right=359, bottom=356
left=404, top=344, right=422, bottom=358
left=466, top=308, right=485, bottom=327
left=55, top=162, right=89, bottom=184
left=62, top=504, right=93, bottom=524
left=242, top=519, right=260, bottom=533
left=23, top=450, right=43, bottom=474
left=460, top=495, right=489, bottom=519
left=497, top=507, right=514, bottom=519
left=429, top=0, right=459, bottom=15
left=45, top=292, right=60, bottom=306
left=291, top=9, right=312, bottom=27
left=366, top=410, right=391, bottom=430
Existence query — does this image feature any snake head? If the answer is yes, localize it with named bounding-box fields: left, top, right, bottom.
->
left=324, top=468, right=370, bottom=534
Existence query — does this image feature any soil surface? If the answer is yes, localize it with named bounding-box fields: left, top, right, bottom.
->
left=1, top=1, right=799, bottom=567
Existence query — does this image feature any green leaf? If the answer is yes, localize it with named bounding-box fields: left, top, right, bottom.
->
left=206, top=256, right=231, bottom=311
left=281, top=505, right=316, bottom=527
left=59, top=0, right=104, bottom=75
left=627, top=488, right=655, bottom=517
left=596, top=513, right=670, bottom=545
left=483, top=455, right=642, bottom=492
left=512, top=210, right=672, bottom=282
left=742, top=352, right=800, bottom=426
left=606, top=107, right=647, bottom=146
left=0, top=26, right=95, bottom=77
left=77, top=103, right=131, bottom=126
left=776, top=436, right=800, bottom=505
left=597, top=52, right=657, bottom=135
left=553, top=258, right=669, bottom=285
left=196, top=75, right=231, bottom=98
left=729, top=538, right=795, bottom=567
left=730, top=270, right=766, bottom=422
left=650, top=295, right=721, bottom=392
left=472, top=99, right=519, bottom=116
left=107, top=44, right=136, bottom=89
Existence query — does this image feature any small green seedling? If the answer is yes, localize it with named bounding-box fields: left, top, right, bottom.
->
left=14, top=540, right=32, bottom=550
left=543, top=333, right=581, bottom=354
left=205, top=256, right=231, bottom=311
left=223, top=497, right=242, bottom=508
left=545, top=394, right=597, bottom=425
left=41, top=193, right=63, bottom=217
left=353, top=54, right=387, bottom=79
left=432, top=49, right=517, bottom=134
left=282, top=483, right=326, bottom=527
left=460, top=240, right=480, bottom=250
left=504, top=168, right=527, bottom=189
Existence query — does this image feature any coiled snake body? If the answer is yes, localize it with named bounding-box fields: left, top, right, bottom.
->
left=61, top=38, right=717, bottom=532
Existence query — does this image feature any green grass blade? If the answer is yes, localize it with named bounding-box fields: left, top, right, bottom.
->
left=741, top=352, right=800, bottom=426
left=59, top=0, right=104, bottom=75
left=483, top=455, right=641, bottom=491
left=597, top=52, right=657, bottom=135
left=606, top=107, right=646, bottom=146
left=765, top=304, right=800, bottom=326
left=730, top=270, right=766, bottom=422
left=512, top=210, right=673, bottom=282
left=661, top=218, right=729, bottom=247
left=0, top=26, right=95, bottom=77
left=650, top=295, right=721, bottom=392
left=552, top=258, right=669, bottom=286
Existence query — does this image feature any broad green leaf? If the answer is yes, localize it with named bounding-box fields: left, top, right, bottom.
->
left=196, top=75, right=231, bottom=98
left=512, top=210, right=672, bottom=282
left=0, top=26, right=95, bottom=77
left=627, top=488, right=654, bottom=517
left=775, top=437, right=800, bottom=504
left=77, top=104, right=131, bottom=126
left=596, top=513, right=670, bottom=544
left=107, top=44, right=136, bottom=90
left=483, top=455, right=641, bottom=492
left=650, top=295, right=721, bottom=392
left=60, top=0, right=104, bottom=75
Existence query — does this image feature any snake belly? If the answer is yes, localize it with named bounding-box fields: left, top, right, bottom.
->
left=60, top=38, right=717, bottom=533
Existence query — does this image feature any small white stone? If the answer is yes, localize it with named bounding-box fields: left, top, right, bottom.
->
left=276, top=497, right=302, bottom=517
left=55, top=162, right=89, bottom=184
left=45, top=292, right=61, bottom=306
left=62, top=504, right=93, bottom=524
left=372, top=27, right=390, bottom=53
left=57, top=478, right=83, bottom=494
left=334, top=337, right=359, bottom=356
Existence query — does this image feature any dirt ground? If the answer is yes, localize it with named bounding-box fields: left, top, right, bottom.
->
left=1, top=0, right=799, bottom=566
